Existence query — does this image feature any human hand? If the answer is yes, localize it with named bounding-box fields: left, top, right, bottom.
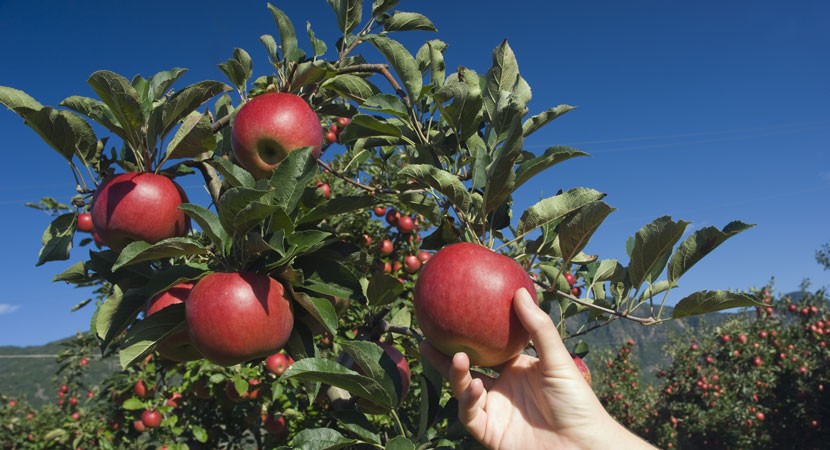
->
left=420, top=287, right=655, bottom=450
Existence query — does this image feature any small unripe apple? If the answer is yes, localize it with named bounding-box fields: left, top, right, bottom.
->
left=414, top=242, right=537, bottom=366
left=231, top=92, right=323, bottom=179
left=140, top=409, right=162, bottom=428
left=76, top=213, right=94, bottom=233
left=403, top=255, right=421, bottom=273
left=186, top=272, right=294, bottom=366
left=145, top=283, right=202, bottom=362
left=91, top=172, right=190, bottom=251
left=396, top=216, right=415, bottom=234
left=379, top=239, right=394, bottom=256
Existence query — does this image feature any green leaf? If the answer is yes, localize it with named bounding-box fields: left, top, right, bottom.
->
left=399, top=164, right=471, bottom=213
left=191, top=425, right=208, bottom=443
left=672, top=290, right=761, bottom=319
left=592, top=259, right=623, bottom=283
left=0, top=86, right=44, bottom=112
left=557, top=201, right=615, bottom=264
left=37, top=213, right=75, bottom=266
left=87, top=70, right=145, bottom=147
left=59, top=95, right=127, bottom=142
left=218, top=48, right=253, bottom=91
left=208, top=157, right=256, bottom=188
left=639, top=280, right=676, bottom=301
left=299, top=195, right=375, bottom=225
left=362, top=273, right=404, bottom=307
left=514, top=146, right=588, bottom=190
left=165, top=111, right=216, bottom=160
left=289, top=60, right=334, bottom=91
left=415, top=39, right=448, bottom=87
left=53, top=261, right=88, bottom=283
left=340, top=341, right=398, bottom=404
left=365, top=35, right=422, bottom=101
left=482, top=40, right=520, bottom=122
left=119, top=303, right=186, bottom=368
left=329, top=411, right=380, bottom=444
left=178, top=203, right=229, bottom=251
left=152, top=80, right=230, bottom=138
left=293, top=292, right=339, bottom=335
left=668, top=221, right=755, bottom=283
left=94, top=286, right=146, bottom=350
left=292, top=427, right=358, bottom=450
left=269, top=147, right=318, bottom=213
left=142, top=264, right=208, bottom=299
left=381, top=11, right=437, bottom=32
left=482, top=105, right=523, bottom=213
left=522, top=104, right=576, bottom=137
left=372, top=0, right=399, bottom=17
left=260, top=34, right=279, bottom=65
left=628, top=216, right=690, bottom=288
left=121, top=398, right=144, bottom=411
left=337, top=114, right=402, bottom=143
left=268, top=3, right=302, bottom=62
left=434, top=67, right=483, bottom=141
left=13, top=107, right=98, bottom=163
left=112, top=237, right=209, bottom=271
left=363, top=93, right=408, bottom=118
left=321, top=75, right=381, bottom=104
left=327, top=0, right=363, bottom=34
left=307, top=22, right=327, bottom=57
left=517, top=188, right=606, bottom=236
left=283, top=358, right=393, bottom=407
left=147, top=68, right=189, bottom=103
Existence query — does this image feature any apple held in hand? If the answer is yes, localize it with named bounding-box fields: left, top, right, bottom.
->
left=571, top=354, right=592, bottom=386
left=145, top=283, right=202, bottom=362
left=414, top=242, right=537, bottom=367
left=186, top=272, right=294, bottom=366
left=91, top=172, right=190, bottom=251
left=231, top=92, right=323, bottom=179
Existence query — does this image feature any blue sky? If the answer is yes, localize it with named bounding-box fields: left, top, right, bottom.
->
left=0, top=0, right=828, bottom=346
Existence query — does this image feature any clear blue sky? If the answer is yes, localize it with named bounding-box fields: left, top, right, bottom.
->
left=0, top=1, right=828, bottom=346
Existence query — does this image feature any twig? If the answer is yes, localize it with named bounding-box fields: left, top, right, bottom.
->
left=315, top=159, right=379, bottom=194
left=533, top=278, right=658, bottom=325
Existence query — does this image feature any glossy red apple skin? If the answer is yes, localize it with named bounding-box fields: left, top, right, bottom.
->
left=265, top=352, right=293, bottom=376
left=403, top=255, right=421, bottom=273
left=140, top=409, right=162, bottom=428
left=186, top=272, right=294, bottom=366
left=91, top=172, right=190, bottom=251
left=414, top=242, right=537, bottom=367
left=263, top=414, right=288, bottom=439
left=396, top=216, right=415, bottom=234
left=571, top=354, right=592, bottom=386
left=145, top=283, right=202, bottom=362
left=76, top=213, right=94, bottom=233
left=231, top=92, right=323, bottom=179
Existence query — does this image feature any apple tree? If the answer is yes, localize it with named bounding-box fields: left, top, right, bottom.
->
left=0, top=1, right=760, bottom=448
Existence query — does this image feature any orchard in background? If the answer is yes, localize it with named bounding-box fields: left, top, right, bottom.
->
left=0, top=1, right=759, bottom=448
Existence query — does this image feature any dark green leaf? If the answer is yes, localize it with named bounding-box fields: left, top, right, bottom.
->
left=330, top=411, right=380, bottom=444
left=327, top=0, right=363, bottom=34
left=179, top=203, right=229, bottom=251
left=628, top=216, right=690, bottom=288
left=15, top=107, right=98, bottom=163
left=482, top=40, right=520, bottom=122
left=337, top=114, right=402, bottom=143
left=572, top=341, right=589, bottom=358
left=381, top=11, right=436, bottom=32
left=218, top=49, right=253, bottom=91
left=340, top=341, right=398, bottom=404
left=363, top=93, right=408, bottom=118
left=672, top=290, right=761, bottom=319
left=365, top=35, right=422, bottom=101
left=268, top=3, right=301, bottom=62
left=362, top=273, right=404, bottom=307
left=289, top=60, right=334, bottom=91
left=307, top=22, right=327, bottom=57
left=0, top=86, right=44, bottom=112
left=299, top=195, right=375, bottom=225
left=207, top=157, right=256, bottom=188
left=557, top=201, right=615, bottom=263
left=399, top=164, right=471, bottom=213
left=517, top=187, right=606, bottom=236
left=293, top=292, right=339, bottom=336
left=53, top=261, right=88, bottom=283
left=283, top=358, right=393, bottom=407
left=119, top=303, right=186, bottom=368
left=153, top=80, right=230, bottom=138
left=372, top=0, right=399, bottom=17
left=515, top=146, right=587, bottom=190
left=59, top=95, right=127, bottom=142
left=260, top=34, right=279, bottom=65
left=37, top=213, right=75, bottom=266
left=483, top=109, right=523, bottom=213
left=522, top=104, right=576, bottom=137
left=668, top=221, right=755, bottom=283
left=435, top=67, right=483, bottom=141
left=269, top=147, right=318, bottom=213
left=321, top=75, right=381, bottom=103
left=95, top=286, right=146, bottom=351
left=165, top=111, right=216, bottom=160
left=147, top=68, right=189, bottom=103
left=292, top=427, right=358, bottom=450
left=415, top=39, right=448, bottom=87
left=87, top=70, right=145, bottom=147
left=112, top=238, right=209, bottom=271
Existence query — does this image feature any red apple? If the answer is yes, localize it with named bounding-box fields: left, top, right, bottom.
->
left=403, top=255, right=421, bottom=273
left=385, top=209, right=400, bottom=226
left=91, top=172, right=190, bottom=251
left=373, top=206, right=387, bottom=217
left=396, top=215, right=415, bottom=234
left=414, top=242, right=537, bottom=366
left=186, top=272, right=294, bottom=366
left=76, top=212, right=94, bottom=233
left=379, top=239, right=394, bottom=256
left=231, top=92, right=323, bottom=179
left=336, top=117, right=351, bottom=128
left=133, top=419, right=146, bottom=433
left=71, top=412, right=81, bottom=421
left=144, top=283, right=202, bottom=362
left=316, top=182, right=331, bottom=199
left=263, top=414, right=288, bottom=439
left=265, top=352, right=292, bottom=376
left=564, top=272, right=577, bottom=286
left=165, top=392, right=183, bottom=408
left=325, top=130, right=337, bottom=144
left=417, top=251, right=431, bottom=263
left=140, top=409, right=162, bottom=428
left=392, top=260, right=403, bottom=273
left=571, top=354, right=592, bottom=386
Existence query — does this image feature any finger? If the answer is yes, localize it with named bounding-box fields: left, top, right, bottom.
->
left=420, top=341, right=495, bottom=389
left=513, top=287, right=575, bottom=373
left=457, top=377, right=489, bottom=438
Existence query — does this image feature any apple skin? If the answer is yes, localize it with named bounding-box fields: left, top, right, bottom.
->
left=91, top=172, right=190, bottom=251
left=76, top=212, right=94, bottom=233
left=265, top=352, right=293, bottom=376
left=396, top=215, right=415, bottom=234
left=145, top=283, right=202, bottom=362
left=379, top=239, right=394, bottom=256
left=263, top=414, right=288, bottom=439
left=186, top=272, right=294, bottom=366
left=140, top=409, right=162, bottom=428
left=403, top=255, right=421, bottom=273
left=133, top=419, right=146, bottom=433
left=571, top=354, right=592, bottom=386
left=231, top=92, right=323, bottom=179
left=414, top=242, right=537, bottom=367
